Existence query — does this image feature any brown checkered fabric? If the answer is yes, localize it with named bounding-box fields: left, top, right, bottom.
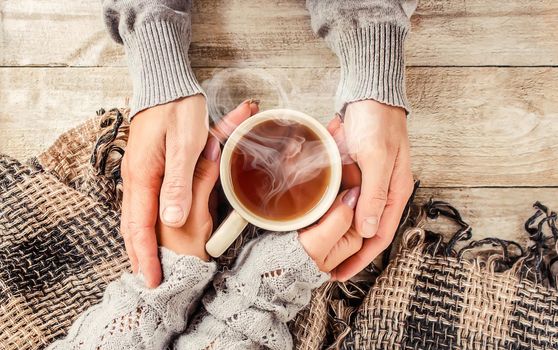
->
left=293, top=201, right=558, bottom=350
left=0, top=110, right=130, bottom=349
left=0, top=109, right=269, bottom=349
left=3, top=110, right=558, bottom=350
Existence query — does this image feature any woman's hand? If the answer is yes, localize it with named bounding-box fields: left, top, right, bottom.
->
left=155, top=100, right=260, bottom=261
left=326, top=103, right=414, bottom=281
left=298, top=187, right=362, bottom=273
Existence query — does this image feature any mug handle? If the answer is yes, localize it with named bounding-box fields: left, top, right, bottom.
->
left=206, top=210, right=248, bottom=257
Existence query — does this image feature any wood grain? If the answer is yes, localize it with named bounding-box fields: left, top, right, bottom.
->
left=1, top=0, right=557, bottom=68
left=2, top=66, right=557, bottom=187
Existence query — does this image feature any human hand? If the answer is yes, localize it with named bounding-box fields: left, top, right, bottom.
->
left=120, top=95, right=208, bottom=287
left=155, top=100, right=260, bottom=260
left=329, top=100, right=414, bottom=281
left=298, top=188, right=363, bottom=273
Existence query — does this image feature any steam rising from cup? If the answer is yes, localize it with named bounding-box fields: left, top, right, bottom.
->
left=201, top=69, right=349, bottom=214
left=229, top=119, right=334, bottom=215
left=202, top=68, right=291, bottom=125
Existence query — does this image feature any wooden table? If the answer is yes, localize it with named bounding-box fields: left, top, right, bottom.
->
left=1, top=0, right=557, bottom=245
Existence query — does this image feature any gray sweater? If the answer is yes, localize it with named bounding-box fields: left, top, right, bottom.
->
left=59, top=1, right=416, bottom=348
left=101, top=0, right=416, bottom=117
left=48, top=232, right=328, bottom=349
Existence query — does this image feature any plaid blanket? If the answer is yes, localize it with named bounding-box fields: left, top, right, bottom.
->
left=0, top=111, right=130, bottom=349
left=293, top=202, right=558, bottom=350
left=0, top=109, right=260, bottom=349
left=2, top=109, right=557, bottom=349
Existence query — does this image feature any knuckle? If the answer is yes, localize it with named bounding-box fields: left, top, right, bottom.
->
left=127, top=220, right=150, bottom=235
left=170, top=136, right=206, bottom=155
left=337, top=235, right=351, bottom=251
left=339, top=232, right=362, bottom=255
left=367, top=187, right=389, bottom=203
left=349, top=231, right=364, bottom=253
left=124, top=165, right=162, bottom=189
left=162, top=176, right=189, bottom=197
left=341, top=230, right=363, bottom=255
left=132, top=231, right=154, bottom=249
left=385, top=195, right=397, bottom=207
left=371, top=138, right=397, bottom=154
left=166, top=140, right=187, bottom=159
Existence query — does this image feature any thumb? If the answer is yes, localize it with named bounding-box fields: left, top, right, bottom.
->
left=159, top=136, right=205, bottom=228
left=355, top=152, right=395, bottom=238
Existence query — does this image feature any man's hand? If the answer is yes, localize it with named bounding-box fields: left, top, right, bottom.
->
left=155, top=100, right=260, bottom=261
left=121, top=95, right=208, bottom=287
left=331, top=100, right=414, bottom=281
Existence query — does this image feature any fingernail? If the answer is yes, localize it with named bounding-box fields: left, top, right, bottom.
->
left=162, top=205, right=184, bottom=224
left=342, top=186, right=360, bottom=209
left=203, top=137, right=221, bottom=161
left=362, top=216, right=379, bottom=238
left=249, top=98, right=260, bottom=106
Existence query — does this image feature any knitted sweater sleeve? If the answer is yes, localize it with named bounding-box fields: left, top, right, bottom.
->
left=47, top=248, right=217, bottom=350
left=101, top=0, right=204, bottom=117
left=176, top=232, right=329, bottom=350
left=306, top=0, right=417, bottom=114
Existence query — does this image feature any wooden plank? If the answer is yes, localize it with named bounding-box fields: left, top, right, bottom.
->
left=1, top=0, right=557, bottom=68
left=413, top=187, right=558, bottom=249
left=1, top=66, right=557, bottom=187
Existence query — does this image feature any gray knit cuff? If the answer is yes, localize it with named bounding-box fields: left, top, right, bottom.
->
left=332, top=23, right=410, bottom=115
left=159, top=247, right=217, bottom=283
left=122, top=21, right=204, bottom=118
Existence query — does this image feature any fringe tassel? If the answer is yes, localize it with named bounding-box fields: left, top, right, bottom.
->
left=401, top=200, right=558, bottom=288
left=90, top=108, right=130, bottom=205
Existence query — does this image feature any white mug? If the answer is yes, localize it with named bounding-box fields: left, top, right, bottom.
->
left=205, top=109, right=342, bottom=257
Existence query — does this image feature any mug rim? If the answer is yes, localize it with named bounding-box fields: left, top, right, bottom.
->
left=219, top=108, right=342, bottom=232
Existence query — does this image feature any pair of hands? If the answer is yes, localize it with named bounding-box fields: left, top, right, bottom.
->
left=121, top=95, right=413, bottom=287
left=153, top=101, right=363, bottom=276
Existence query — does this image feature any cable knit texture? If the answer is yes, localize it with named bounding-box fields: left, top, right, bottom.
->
left=102, top=0, right=204, bottom=118
left=47, top=233, right=328, bottom=349
left=47, top=248, right=217, bottom=349
left=306, top=0, right=417, bottom=114
left=102, top=0, right=415, bottom=117
left=180, top=232, right=329, bottom=349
